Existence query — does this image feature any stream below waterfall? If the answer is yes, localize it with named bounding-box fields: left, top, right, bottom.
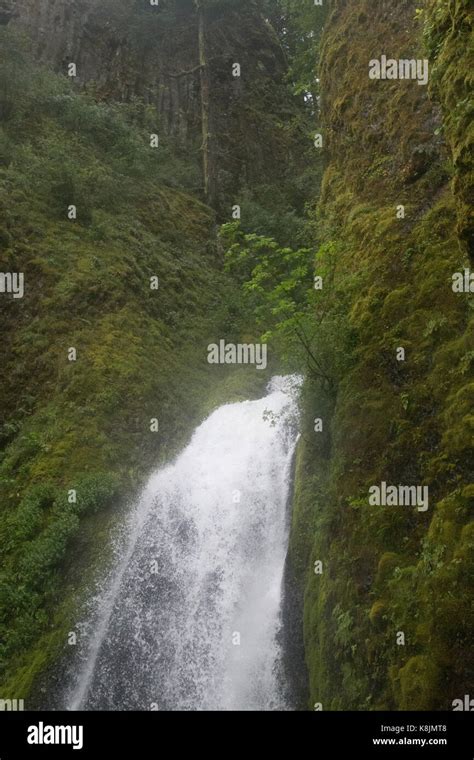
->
left=63, top=375, right=301, bottom=711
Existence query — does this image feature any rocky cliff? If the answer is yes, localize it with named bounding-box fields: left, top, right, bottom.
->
left=8, top=0, right=302, bottom=213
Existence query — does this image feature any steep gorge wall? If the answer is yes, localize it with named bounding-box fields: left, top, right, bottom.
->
left=7, top=0, right=299, bottom=209
left=290, top=0, right=473, bottom=710
left=10, top=0, right=200, bottom=138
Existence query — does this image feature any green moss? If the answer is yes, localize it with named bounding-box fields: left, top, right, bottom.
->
left=369, top=601, right=388, bottom=628
left=376, top=553, right=402, bottom=585
left=397, top=656, right=441, bottom=711
left=425, top=0, right=474, bottom=257
left=289, top=0, right=473, bottom=711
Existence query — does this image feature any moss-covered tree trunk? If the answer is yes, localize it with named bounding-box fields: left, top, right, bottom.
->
left=195, top=0, right=217, bottom=209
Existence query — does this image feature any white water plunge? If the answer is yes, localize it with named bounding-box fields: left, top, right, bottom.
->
left=67, top=375, right=301, bottom=711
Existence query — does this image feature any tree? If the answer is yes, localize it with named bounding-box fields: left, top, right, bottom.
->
left=194, top=0, right=217, bottom=208
left=262, top=0, right=328, bottom=104
left=221, top=223, right=356, bottom=392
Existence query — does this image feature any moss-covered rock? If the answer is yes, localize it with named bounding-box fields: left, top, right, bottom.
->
left=398, top=656, right=441, bottom=711
left=290, top=0, right=473, bottom=710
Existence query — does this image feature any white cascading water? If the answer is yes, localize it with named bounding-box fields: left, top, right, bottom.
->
left=66, top=375, right=301, bottom=711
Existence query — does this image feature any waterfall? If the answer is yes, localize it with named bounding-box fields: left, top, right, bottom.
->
left=66, top=375, right=301, bottom=711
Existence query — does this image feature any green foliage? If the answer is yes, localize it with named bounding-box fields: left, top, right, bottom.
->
left=221, top=223, right=357, bottom=390
left=1, top=0, right=471, bottom=713
left=0, top=475, right=119, bottom=665
left=221, top=221, right=314, bottom=355
left=263, top=0, right=328, bottom=102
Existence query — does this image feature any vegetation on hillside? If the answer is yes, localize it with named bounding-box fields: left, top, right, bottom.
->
left=0, top=28, right=240, bottom=697
left=0, top=0, right=471, bottom=711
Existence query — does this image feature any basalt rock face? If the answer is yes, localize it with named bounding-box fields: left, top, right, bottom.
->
left=10, top=0, right=93, bottom=62
left=9, top=0, right=296, bottom=209
left=11, top=0, right=198, bottom=138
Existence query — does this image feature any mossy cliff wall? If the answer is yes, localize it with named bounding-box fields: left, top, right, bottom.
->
left=289, top=0, right=473, bottom=710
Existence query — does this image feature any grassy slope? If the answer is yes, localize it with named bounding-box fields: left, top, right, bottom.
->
left=0, top=30, right=270, bottom=698
left=289, top=0, right=473, bottom=710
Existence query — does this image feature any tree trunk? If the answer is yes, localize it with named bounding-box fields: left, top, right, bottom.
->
left=195, top=0, right=217, bottom=209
